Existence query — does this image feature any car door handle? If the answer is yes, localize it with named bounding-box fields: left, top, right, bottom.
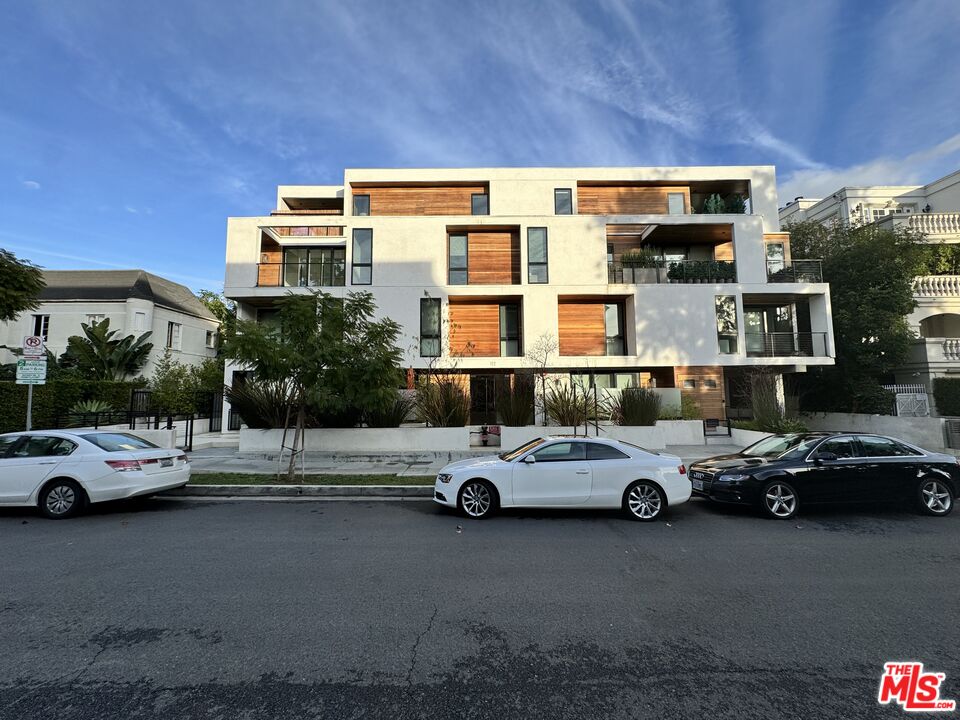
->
left=576, top=470, right=589, bottom=475
left=36, top=460, right=59, bottom=465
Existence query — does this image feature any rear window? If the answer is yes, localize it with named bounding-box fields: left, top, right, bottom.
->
left=82, top=433, right=159, bottom=452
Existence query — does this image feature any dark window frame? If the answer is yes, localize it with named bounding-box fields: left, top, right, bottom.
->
left=604, top=302, right=626, bottom=356
left=351, top=228, right=373, bottom=285
left=499, top=303, right=522, bottom=357
left=527, top=227, right=549, bottom=284
left=420, top=297, right=441, bottom=358
left=352, top=193, right=370, bottom=216
left=282, top=246, right=346, bottom=288
left=554, top=188, right=573, bottom=215
left=471, top=193, right=489, bottom=216
left=32, top=314, right=50, bottom=340
left=448, top=233, right=469, bottom=285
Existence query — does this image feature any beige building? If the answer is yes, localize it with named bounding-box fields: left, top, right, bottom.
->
left=224, top=166, right=835, bottom=424
left=779, top=168, right=960, bottom=393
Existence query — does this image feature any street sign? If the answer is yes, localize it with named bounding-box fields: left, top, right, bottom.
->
left=22, top=335, right=45, bottom=357
left=16, top=359, right=47, bottom=385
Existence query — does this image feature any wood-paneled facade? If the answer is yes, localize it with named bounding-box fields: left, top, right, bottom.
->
left=558, top=302, right=607, bottom=356
left=351, top=184, right=487, bottom=216
left=674, top=365, right=726, bottom=420
left=454, top=229, right=521, bottom=285
left=578, top=185, right=691, bottom=215
left=448, top=299, right=501, bottom=357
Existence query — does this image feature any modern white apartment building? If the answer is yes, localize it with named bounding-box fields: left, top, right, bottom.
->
left=0, top=270, right=220, bottom=377
left=224, top=166, right=835, bottom=424
left=779, top=168, right=960, bottom=391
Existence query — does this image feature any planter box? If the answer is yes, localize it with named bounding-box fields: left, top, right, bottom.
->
left=239, top=427, right=471, bottom=453
left=657, top=420, right=704, bottom=445
left=499, top=424, right=669, bottom=450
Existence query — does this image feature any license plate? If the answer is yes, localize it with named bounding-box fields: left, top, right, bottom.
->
left=691, top=479, right=704, bottom=491
left=160, top=458, right=173, bottom=468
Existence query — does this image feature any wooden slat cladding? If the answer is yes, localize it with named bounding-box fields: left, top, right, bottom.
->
left=578, top=185, right=691, bottom=215
left=558, top=302, right=606, bottom=356
left=352, top=185, right=486, bottom=216
left=257, top=236, right=281, bottom=286
left=466, top=230, right=520, bottom=285
left=449, top=301, right=500, bottom=357
left=676, top=366, right=726, bottom=419
left=270, top=226, right=344, bottom=237
left=714, top=241, right=734, bottom=261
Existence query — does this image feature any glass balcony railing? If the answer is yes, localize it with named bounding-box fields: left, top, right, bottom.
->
left=608, top=259, right=736, bottom=284
left=744, top=332, right=828, bottom=357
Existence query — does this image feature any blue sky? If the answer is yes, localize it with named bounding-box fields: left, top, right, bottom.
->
left=2, top=0, right=959, bottom=292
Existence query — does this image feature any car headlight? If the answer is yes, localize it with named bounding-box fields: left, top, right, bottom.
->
left=437, top=473, right=453, bottom=484
left=718, top=473, right=750, bottom=483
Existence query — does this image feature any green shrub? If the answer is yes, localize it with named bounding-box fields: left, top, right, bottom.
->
left=619, top=247, right=663, bottom=268
left=702, top=193, right=726, bottom=214
left=416, top=381, right=469, bottom=427
left=365, top=393, right=415, bottom=428
left=934, top=378, right=960, bottom=416
left=544, top=382, right=588, bottom=426
left=496, top=375, right=535, bottom=426
left=681, top=394, right=701, bottom=420
left=612, top=387, right=660, bottom=426
left=224, top=380, right=293, bottom=429
left=0, top=379, right=144, bottom=433
left=724, top=194, right=747, bottom=213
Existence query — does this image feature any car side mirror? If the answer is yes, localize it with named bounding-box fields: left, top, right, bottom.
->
left=522, top=455, right=536, bottom=464
left=815, top=451, right=838, bottom=464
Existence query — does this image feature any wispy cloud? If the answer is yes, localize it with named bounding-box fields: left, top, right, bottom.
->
left=21, top=179, right=40, bottom=189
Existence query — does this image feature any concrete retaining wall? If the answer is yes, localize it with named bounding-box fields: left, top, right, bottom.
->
left=800, top=412, right=948, bottom=451
left=239, top=427, right=471, bottom=453
left=730, top=427, right=770, bottom=449
left=126, top=429, right=178, bottom=448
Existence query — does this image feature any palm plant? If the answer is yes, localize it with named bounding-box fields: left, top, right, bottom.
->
left=416, top=380, right=470, bottom=427
left=496, top=374, right=535, bottom=426
left=365, top=393, right=416, bottom=428
left=59, top=319, right=152, bottom=380
left=224, top=379, right=295, bottom=429
left=611, top=388, right=661, bottom=426
left=544, top=381, right=589, bottom=426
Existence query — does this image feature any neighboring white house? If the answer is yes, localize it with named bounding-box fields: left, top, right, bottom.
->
left=779, top=168, right=960, bottom=393
left=222, top=165, right=835, bottom=425
left=0, top=270, right=219, bottom=377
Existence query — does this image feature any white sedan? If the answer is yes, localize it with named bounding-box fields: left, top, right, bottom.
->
left=0, top=430, right=190, bottom=519
left=434, top=436, right=691, bottom=521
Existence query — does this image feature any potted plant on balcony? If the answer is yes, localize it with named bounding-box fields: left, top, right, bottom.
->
left=724, top=194, right=747, bottom=213
left=702, top=193, right=726, bottom=214
left=620, top=247, right=662, bottom=284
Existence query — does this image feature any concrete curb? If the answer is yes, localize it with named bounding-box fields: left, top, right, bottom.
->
left=165, top=484, right=433, bottom=498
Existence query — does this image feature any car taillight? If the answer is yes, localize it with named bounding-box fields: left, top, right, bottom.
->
left=175, top=454, right=187, bottom=462
left=678, top=464, right=687, bottom=475
left=105, top=459, right=142, bottom=472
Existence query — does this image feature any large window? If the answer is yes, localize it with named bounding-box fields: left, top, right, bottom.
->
left=716, top=295, right=738, bottom=354
left=527, top=227, right=548, bottom=283
left=352, top=229, right=372, bottom=285
left=283, top=247, right=346, bottom=287
left=166, top=321, right=182, bottom=351
left=605, top=303, right=625, bottom=355
left=32, top=314, right=49, bottom=340
left=499, top=304, right=521, bottom=357
left=766, top=242, right=785, bottom=274
left=532, top=441, right=586, bottom=462
left=471, top=193, right=489, bottom=216
left=352, top=194, right=370, bottom=216
left=420, top=298, right=441, bottom=357
left=554, top=188, right=573, bottom=215
left=448, top=234, right=468, bottom=285
left=667, top=192, right=685, bottom=215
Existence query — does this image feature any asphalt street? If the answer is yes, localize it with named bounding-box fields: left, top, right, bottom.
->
left=1, top=496, right=958, bottom=719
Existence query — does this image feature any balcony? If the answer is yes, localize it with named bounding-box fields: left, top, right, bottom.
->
left=608, top=259, right=736, bottom=284
left=874, top=212, right=960, bottom=240
left=256, top=260, right=346, bottom=288
left=766, top=260, right=823, bottom=283
left=745, top=332, right=829, bottom=358
left=262, top=225, right=345, bottom=239
left=913, top=275, right=960, bottom=297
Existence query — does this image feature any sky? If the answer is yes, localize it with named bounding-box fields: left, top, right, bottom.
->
left=2, top=0, right=960, bottom=292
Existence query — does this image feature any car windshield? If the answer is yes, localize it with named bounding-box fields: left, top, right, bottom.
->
left=82, top=433, right=159, bottom=452
left=499, top=438, right=547, bottom=461
left=742, top=434, right=824, bottom=460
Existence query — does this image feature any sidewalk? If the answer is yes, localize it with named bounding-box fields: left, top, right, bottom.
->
left=185, top=444, right=742, bottom=477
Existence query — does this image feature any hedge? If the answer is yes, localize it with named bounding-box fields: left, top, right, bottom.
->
left=933, top=378, right=960, bottom=417
left=0, top=380, right=145, bottom=433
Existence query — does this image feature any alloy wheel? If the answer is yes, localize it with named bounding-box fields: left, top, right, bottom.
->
left=461, top=482, right=492, bottom=518
left=922, top=480, right=952, bottom=514
left=46, top=485, right=76, bottom=516
left=765, top=484, right=796, bottom=518
left=627, top=483, right=662, bottom=520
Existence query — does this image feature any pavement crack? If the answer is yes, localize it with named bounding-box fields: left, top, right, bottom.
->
left=405, top=604, right=438, bottom=685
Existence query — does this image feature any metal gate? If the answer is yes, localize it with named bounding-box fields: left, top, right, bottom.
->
left=946, top=419, right=960, bottom=449
left=894, top=393, right=930, bottom=418
left=208, top=392, right=224, bottom=433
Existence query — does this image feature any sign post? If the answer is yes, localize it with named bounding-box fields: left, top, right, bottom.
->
left=18, top=336, right=47, bottom=431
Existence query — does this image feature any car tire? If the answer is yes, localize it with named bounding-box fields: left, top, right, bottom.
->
left=760, top=479, right=799, bottom=520
left=917, top=477, right=953, bottom=517
left=623, top=480, right=665, bottom=522
left=458, top=480, right=497, bottom=520
left=39, top=479, right=85, bottom=520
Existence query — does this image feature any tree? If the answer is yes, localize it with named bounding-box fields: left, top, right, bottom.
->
left=788, top=220, right=922, bottom=413
left=150, top=349, right=198, bottom=415
left=196, top=289, right=236, bottom=347
left=525, top=332, right=558, bottom=425
left=223, top=291, right=403, bottom=480
left=59, top=318, right=153, bottom=381
left=0, top=248, right=45, bottom=322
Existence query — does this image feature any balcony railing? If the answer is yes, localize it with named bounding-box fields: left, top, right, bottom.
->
left=943, top=339, right=960, bottom=361
left=875, top=212, right=960, bottom=238
left=257, top=261, right=346, bottom=288
left=745, top=332, right=829, bottom=358
left=913, top=275, right=960, bottom=297
left=264, top=225, right=345, bottom=237
left=608, top=259, right=736, bottom=284
left=766, top=260, right=823, bottom=283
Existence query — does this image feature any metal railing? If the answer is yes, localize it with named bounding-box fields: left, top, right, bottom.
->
left=608, top=259, right=737, bottom=284
left=766, top=259, right=823, bottom=283
left=744, top=331, right=829, bottom=358
left=256, top=261, right=346, bottom=288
